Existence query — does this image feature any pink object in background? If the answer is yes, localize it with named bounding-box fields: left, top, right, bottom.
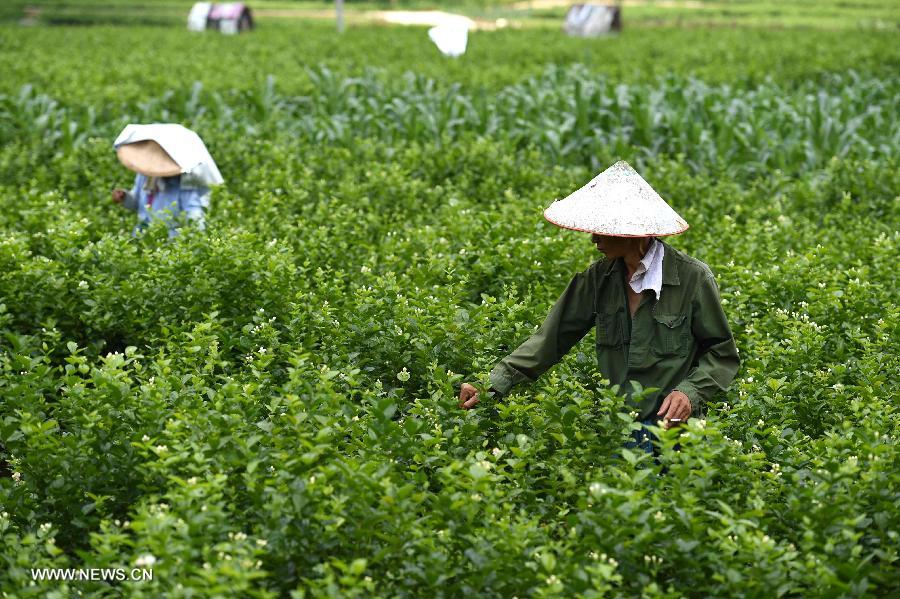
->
left=208, top=2, right=245, bottom=20
left=189, top=2, right=254, bottom=33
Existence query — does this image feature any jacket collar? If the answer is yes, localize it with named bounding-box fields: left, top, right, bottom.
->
left=660, top=240, right=680, bottom=286
left=600, top=238, right=681, bottom=286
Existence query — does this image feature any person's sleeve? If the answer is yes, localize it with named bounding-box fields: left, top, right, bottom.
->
left=122, top=176, right=140, bottom=212
left=674, top=272, right=740, bottom=415
left=179, top=176, right=211, bottom=208
left=489, top=268, right=596, bottom=396
left=178, top=187, right=209, bottom=231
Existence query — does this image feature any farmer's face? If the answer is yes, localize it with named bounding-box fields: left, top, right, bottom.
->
left=591, top=234, right=635, bottom=258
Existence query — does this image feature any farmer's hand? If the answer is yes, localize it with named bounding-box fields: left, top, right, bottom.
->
left=111, top=189, right=127, bottom=203
left=657, top=390, right=691, bottom=429
left=458, top=383, right=480, bottom=410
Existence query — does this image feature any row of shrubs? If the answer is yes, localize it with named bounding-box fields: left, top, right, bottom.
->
left=1, top=24, right=898, bottom=597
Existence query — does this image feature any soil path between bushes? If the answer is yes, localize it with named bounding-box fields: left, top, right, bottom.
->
left=509, top=0, right=724, bottom=8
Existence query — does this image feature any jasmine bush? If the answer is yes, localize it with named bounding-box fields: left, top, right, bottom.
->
left=0, top=22, right=897, bottom=598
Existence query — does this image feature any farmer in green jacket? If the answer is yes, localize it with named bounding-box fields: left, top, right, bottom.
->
left=458, top=161, right=739, bottom=452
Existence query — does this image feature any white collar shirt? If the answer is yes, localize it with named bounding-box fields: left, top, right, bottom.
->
left=629, top=237, right=664, bottom=300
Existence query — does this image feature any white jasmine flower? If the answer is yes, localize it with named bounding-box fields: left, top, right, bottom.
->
left=397, top=368, right=410, bottom=382
left=11, top=472, right=21, bottom=482
left=134, top=554, right=157, bottom=567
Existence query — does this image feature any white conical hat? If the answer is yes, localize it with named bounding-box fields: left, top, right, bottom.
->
left=113, top=123, right=224, bottom=186
left=543, top=161, right=688, bottom=236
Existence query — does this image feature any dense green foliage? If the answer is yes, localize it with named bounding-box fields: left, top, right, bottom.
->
left=4, top=21, right=900, bottom=96
left=1, top=20, right=898, bottom=598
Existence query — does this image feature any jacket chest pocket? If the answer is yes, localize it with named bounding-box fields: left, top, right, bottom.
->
left=652, top=312, right=691, bottom=356
left=596, top=310, right=625, bottom=348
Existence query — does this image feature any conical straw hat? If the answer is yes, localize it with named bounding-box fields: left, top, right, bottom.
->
left=116, top=140, right=182, bottom=178
left=114, top=124, right=224, bottom=185
left=544, top=161, right=689, bottom=237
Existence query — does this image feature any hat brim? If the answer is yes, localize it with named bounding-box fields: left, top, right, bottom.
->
left=543, top=209, right=690, bottom=237
left=116, top=140, right=181, bottom=177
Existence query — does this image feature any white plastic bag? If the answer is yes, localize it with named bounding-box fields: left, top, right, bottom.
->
left=428, top=24, right=469, bottom=57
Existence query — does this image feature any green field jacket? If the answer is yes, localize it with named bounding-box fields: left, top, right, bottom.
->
left=489, top=241, right=740, bottom=420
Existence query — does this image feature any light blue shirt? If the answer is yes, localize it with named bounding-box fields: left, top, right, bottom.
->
left=122, top=173, right=209, bottom=236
